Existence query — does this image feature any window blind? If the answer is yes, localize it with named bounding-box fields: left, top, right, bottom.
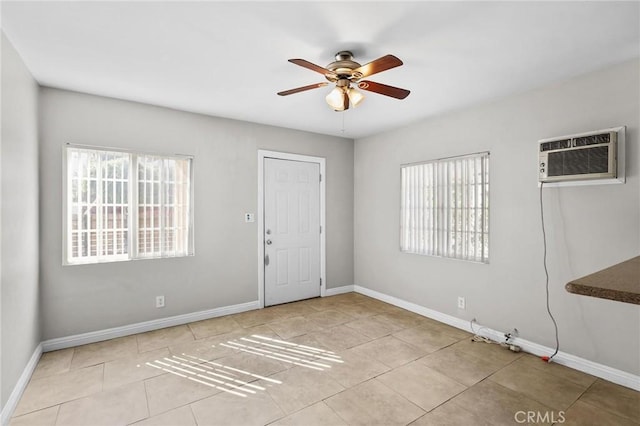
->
left=400, top=152, right=489, bottom=263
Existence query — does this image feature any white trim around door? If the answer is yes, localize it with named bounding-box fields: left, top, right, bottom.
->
left=257, top=150, right=326, bottom=308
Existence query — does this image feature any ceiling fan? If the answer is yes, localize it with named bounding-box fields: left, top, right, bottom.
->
left=277, top=51, right=410, bottom=111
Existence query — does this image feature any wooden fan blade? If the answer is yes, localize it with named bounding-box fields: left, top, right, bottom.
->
left=277, top=82, right=328, bottom=96
left=289, top=59, right=337, bottom=78
left=357, top=80, right=410, bottom=99
left=352, top=55, right=403, bottom=78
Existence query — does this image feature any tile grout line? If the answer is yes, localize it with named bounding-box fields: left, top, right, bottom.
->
left=479, top=377, right=558, bottom=412
left=101, top=362, right=105, bottom=393
left=187, top=403, right=198, bottom=426
left=141, top=375, right=152, bottom=422
left=484, top=356, right=596, bottom=414
left=571, top=380, right=639, bottom=423
left=370, top=377, right=428, bottom=421
left=53, top=405, right=61, bottom=426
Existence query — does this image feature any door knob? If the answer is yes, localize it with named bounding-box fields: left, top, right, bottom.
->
left=266, top=229, right=271, bottom=235
left=266, top=239, right=272, bottom=245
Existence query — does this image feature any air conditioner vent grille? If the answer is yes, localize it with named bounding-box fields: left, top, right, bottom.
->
left=540, top=139, right=571, bottom=152
left=547, top=146, right=609, bottom=177
left=574, top=133, right=611, bottom=147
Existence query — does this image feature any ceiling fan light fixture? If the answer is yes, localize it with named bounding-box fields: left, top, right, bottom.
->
left=347, top=87, right=365, bottom=107
left=325, top=86, right=347, bottom=111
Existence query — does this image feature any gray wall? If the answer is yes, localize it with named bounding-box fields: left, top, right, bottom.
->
left=354, top=59, right=640, bottom=375
left=1, top=33, right=40, bottom=409
left=39, top=88, right=354, bottom=340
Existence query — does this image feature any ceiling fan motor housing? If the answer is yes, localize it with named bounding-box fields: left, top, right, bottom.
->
left=325, top=51, right=362, bottom=82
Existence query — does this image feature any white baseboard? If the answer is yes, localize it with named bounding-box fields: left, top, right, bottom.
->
left=324, top=285, right=355, bottom=297
left=42, top=300, right=260, bottom=352
left=354, top=286, right=475, bottom=333
left=1, top=343, right=43, bottom=426
left=354, top=285, right=640, bottom=392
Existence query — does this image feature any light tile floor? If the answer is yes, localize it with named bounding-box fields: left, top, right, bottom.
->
left=10, top=293, right=640, bottom=426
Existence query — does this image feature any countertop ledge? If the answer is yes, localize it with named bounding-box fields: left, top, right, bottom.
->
left=565, top=256, right=640, bottom=305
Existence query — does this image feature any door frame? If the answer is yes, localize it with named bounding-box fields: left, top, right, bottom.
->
left=257, top=150, right=326, bottom=308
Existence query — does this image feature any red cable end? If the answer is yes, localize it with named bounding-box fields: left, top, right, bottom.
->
left=541, top=356, right=550, bottom=362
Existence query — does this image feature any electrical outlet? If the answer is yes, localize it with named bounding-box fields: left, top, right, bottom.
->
left=457, top=296, right=466, bottom=310
left=245, top=213, right=255, bottom=223
left=505, top=328, right=519, bottom=342
left=156, top=295, right=165, bottom=308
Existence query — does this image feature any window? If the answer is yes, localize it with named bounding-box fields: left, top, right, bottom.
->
left=400, top=152, right=489, bottom=263
left=65, top=146, right=194, bottom=264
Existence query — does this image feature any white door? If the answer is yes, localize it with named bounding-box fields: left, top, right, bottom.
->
left=264, top=158, right=321, bottom=306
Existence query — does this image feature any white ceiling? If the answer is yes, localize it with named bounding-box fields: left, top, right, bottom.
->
left=2, top=1, right=639, bottom=139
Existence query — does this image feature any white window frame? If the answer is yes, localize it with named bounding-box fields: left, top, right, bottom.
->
left=400, top=151, right=490, bottom=263
left=62, top=144, right=195, bottom=265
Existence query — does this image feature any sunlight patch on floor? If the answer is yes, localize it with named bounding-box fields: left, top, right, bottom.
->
left=145, top=334, right=343, bottom=397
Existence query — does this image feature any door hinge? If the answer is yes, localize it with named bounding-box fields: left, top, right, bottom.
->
left=320, top=225, right=322, bottom=234
left=320, top=278, right=322, bottom=287
left=320, top=174, right=322, bottom=182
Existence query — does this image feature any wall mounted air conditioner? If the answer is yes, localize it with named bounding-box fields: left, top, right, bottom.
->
left=538, top=126, right=625, bottom=186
